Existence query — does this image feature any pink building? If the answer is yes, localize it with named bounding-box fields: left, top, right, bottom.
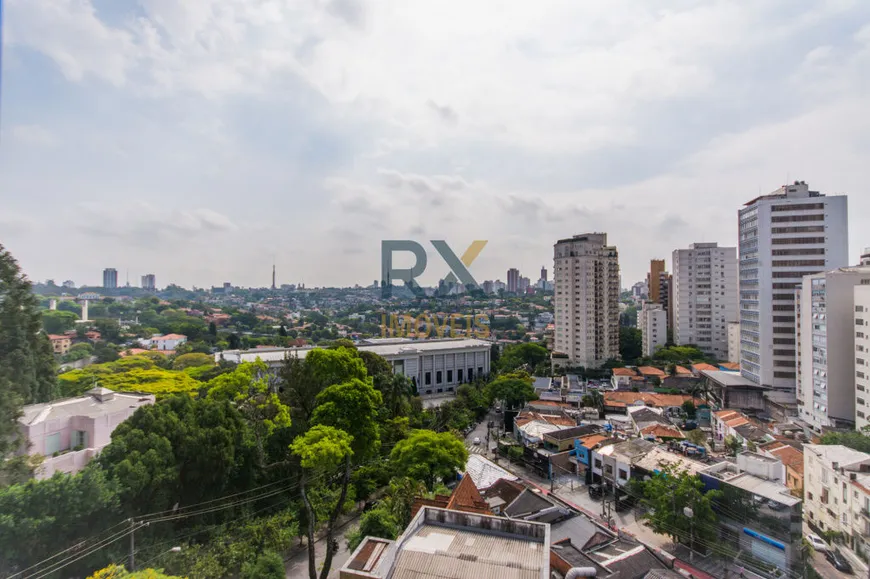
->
left=18, top=387, right=155, bottom=479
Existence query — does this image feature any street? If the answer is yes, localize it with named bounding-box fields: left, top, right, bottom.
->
left=285, top=515, right=358, bottom=579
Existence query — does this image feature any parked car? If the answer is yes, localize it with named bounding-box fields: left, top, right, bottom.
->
left=588, top=484, right=603, bottom=499
left=473, top=437, right=481, bottom=445
left=767, top=500, right=786, bottom=511
left=805, top=533, right=828, bottom=553
left=825, top=549, right=853, bottom=573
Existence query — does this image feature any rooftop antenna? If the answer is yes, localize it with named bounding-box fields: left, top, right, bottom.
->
left=271, top=256, right=276, bottom=290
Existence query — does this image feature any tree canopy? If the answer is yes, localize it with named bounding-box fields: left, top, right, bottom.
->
left=390, top=430, right=468, bottom=490
left=497, top=342, right=549, bottom=373
left=485, top=373, right=537, bottom=410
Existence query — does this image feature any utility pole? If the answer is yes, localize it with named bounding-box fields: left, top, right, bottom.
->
left=684, top=506, right=695, bottom=562
left=128, top=518, right=136, bottom=571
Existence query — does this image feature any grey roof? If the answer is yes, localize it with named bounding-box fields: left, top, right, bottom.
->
left=587, top=541, right=665, bottom=579
left=543, top=424, right=601, bottom=441
left=630, top=408, right=671, bottom=427
left=550, top=514, right=612, bottom=549
left=644, top=571, right=687, bottom=579
left=551, top=540, right=607, bottom=575
left=504, top=488, right=556, bottom=518
left=464, top=455, right=518, bottom=490
left=702, top=370, right=767, bottom=388
left=533, top=377, right=553, bottom=390
left=19, top=389, right=155, bottom=425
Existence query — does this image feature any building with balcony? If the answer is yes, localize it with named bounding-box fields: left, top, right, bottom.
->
left=640, top=302, right=667, bottom=357
left=553, top=233, right=620, bottom=368
left=672, top=242, right=738, bottom=361
left=796, top=266, right=870, bottom=431
left=738, top=181, right=848, bottom=390
left=857, top=285, right=870, bottom=430
left=804, top=444, right=870, bottom=562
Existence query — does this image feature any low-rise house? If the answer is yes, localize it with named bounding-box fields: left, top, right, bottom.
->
left=591, top=438, right=657, bottom=490
left=712, top=409, right=772, bottom=449
left=627, top=407, right=671, bottom=434
left=571, top=434, right=619, bottom=480
left=603, top=392, right=703, bottom=415
left=149, top=333, right=187, bottom=351
left=47, top=334, right=72, bottom=355
left=541, top=424, right=601, bottom=453
left=639, top=424, right=685, bottom=442
left=758, top=441, right=804, bottom=497
left=514, top=411, right=576, bottom=446
left=690, top=363, right=719, bottom=376
left=17, top=387, right=155, bottom=479
left=804, top=444, right=870, bottom=561
left=410, top=475, right=492, bottom=519
left=611, top=367, right=637, bottom=390
left=637, top=366, right=666, bottom=384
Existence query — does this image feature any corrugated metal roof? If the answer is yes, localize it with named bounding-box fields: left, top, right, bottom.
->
left=391, top=525, right=546, bottom=579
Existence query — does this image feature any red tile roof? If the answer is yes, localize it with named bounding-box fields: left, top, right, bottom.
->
left=612, top=368, right=637, bottom=377
left=720, top=362, right=740, bottom=371
left=640, top=424, right=685, bottom=439
left=637, top=366, right=666, bottom=377
left=446, top=475, right=491, bottom=514
left=604, top=392, right=703, bottom=408
left=692, top=363, right=719, bottom=372
left=153, top=333, right=187, bottom=341
left=675, top=365, right=693, bottom=375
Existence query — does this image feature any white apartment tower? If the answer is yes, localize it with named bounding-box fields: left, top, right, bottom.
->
left=797, top=267, right=870, bottom=431
left=672, top=243, right=738, bottom=360
left=554, top=233, right=620, bottom=368
left=855, top=285, right=870, bottom=430
left=738, top=182, right=848, bottom=389
left=640, top=302, right=667, bottom=357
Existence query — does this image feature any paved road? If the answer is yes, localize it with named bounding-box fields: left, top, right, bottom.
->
left=285, top=514, right=359, bottom=579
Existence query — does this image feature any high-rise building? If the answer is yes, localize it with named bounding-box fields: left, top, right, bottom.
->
left=540, top=266, right=548, bottom=282
left=672, top=243, right=738, bottom=360
left=647, top=259, right=666, bottom=303
left=553, top=233, right=620, bottom=368
left=506, top=268, right=520, bottom=293
left=738, top=181, right=848, bottom=389
left=797, top=266, right=870, bottom=431
left=141, top=274, right=156, bottom=290
left=861, top=247, right=870, bottom=266
left=727, top=321, right=741, bottom=364
left=640, top=302, right=667, bottom=357
left=855, top=285, right=870, bottom=430
left=102, top=268, right=118, bottom=289
left=518, top=276, right=531, bottom=292
left=660, top=271, right=673, bottom=332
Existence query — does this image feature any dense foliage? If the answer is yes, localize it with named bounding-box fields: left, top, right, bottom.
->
left=58, top=355, right=208, bottom=397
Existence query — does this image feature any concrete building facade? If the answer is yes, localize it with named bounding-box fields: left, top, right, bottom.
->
left=102, top=268, right=118, bottom=289
left=640, top=302, right=667, bottom=357
left=797, top=267, right=870, bottom=431
left=738, top=181, right=848, bottom=389
left=727, top=321, right=741, bottom=364
left=672, top=242, right=738, bottom=360
left=804, top=444, right=870, bottom=562
left=506, top=268, right=520, bottom=293
left=553, top=233, right=620, bottom=368
left=856, top=285, right=870, bottom=430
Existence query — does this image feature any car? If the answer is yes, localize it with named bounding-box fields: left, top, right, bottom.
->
left=766, top=500, right=786, bottom=511
left=805, top=533, right=828, bottom=553
left=473, top=437, right=481, bottom=445
left=825, top=549, right=854, bottom=574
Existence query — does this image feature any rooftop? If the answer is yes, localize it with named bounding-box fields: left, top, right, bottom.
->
left=705, top=469, right=801, bottom=506
left=637, top=366, right=666, bottom=377
left=633, top=447, right=711, bottom=476
left=804, top=444, right=870, bottom=469
left=542, top=424, right=601, bottom=441
left=702, top=370, right=766, bottom=388
left=612, top=367, right=637, bottom=377
left=19, top=388, right=155, bottom=426
left=465, top=455, right=518, bottom=490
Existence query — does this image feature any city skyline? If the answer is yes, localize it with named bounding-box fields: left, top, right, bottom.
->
left=3, top=3, right=870, bottom=287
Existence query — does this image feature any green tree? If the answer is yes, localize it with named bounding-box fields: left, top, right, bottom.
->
left=497, top=343, right=549, bottom=373
left=686, top=429, right=707, bottom=447
left=724, top=434, right=743, bottom=456
left=820, top=428, right=870, bottom=453
left=390, top=430, right=468, bottom=490
left=619, top=326, right=642, bottom=363
left=88, top=565, right=183, bottom=578
left=633, top=464, right=721, bottom=551
left=172, top=352, right=214, bottom=370
left=0, top=465, right=122, bottom=575
left=291, top=425, right=354, bottom=579
left=1, top=245, right=57, bottom=483
left=485, top=374, right=537, bottom=411
left=682, top=400, right=697, bottom=419
left=42, top=309, right=79, bottom=333
left=345, top=506, right=400, bottom=552
left=98, top=396, right=257, bottom=518
left=240, top=551, right=284, bottom=579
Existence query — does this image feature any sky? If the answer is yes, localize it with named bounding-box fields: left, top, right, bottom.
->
left=2, top=0, right=869, bottom=289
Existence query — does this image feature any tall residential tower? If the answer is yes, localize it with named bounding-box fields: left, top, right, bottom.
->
left=738, top=181, right=848, bottom=389
left=672, top=243, right=738, bottom=361
left=102, top=268, right=118, bottom=289
left=554, top=233, right=620, bottom=368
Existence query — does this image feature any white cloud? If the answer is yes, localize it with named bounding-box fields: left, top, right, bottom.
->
left=9, top=125, right=58, bottom=147
left=3, top=1, right=870, bottom=286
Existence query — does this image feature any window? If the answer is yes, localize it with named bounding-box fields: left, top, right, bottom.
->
left=425, top=372, right=431, bottom=385
left=619, top=469, right=628, bottom=480
left=457, top=369, right=463, bottom=382
left=478, top=366, right=483, bottom=376
left=45, top=432, right=61, bottom=455
left=72, top=430, right=88, bottom=449
left=468, top=368, right=474, bottom=380
left=435, top=370, right=442, bottom=384
left=594, top=458, right=602, bottom=468
left=447, top=370, right=453, bottom=383
left=604, top=465, right=613, bottom=475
